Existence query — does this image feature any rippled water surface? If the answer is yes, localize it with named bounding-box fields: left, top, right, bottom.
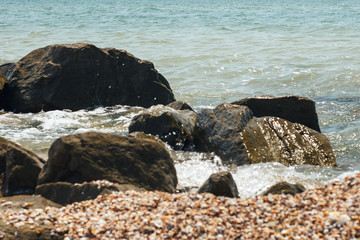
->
left=0, top=0, right=359, bottom=196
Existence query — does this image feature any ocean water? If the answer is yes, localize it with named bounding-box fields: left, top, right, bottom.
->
left=0, top=0, right=359, bottom=197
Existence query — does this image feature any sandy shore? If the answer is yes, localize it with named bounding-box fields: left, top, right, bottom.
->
left=1, top=174, right=360, bottom=239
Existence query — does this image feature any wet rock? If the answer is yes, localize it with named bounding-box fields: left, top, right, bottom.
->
left=194, top=103, right=253, bottom=165
left=0, top=63, right=15, bottom=79
left=2, top=43, right=175, bottom=113
left=0, top=74, right=7, bottom=104
left=129, top=105, right=197, bottom=151
left=262, top=181, right=306, bottom=196
left=195, top=102, right=335, bottom=167
left=35, top=181, right=142, bottom=205
left=232, top=95, right=321, bottom=132
left=197, top=171, right=239, bottom=198
left=167, top=101, right=195, bottom=111
left=0, top=137, right=44, bottom=196
left=240, top=117, right=336, bottom=166
left=0, top=74, right=7, bottom=90
left=38, top=132, right=177, bottom=193
left=128, top=131, right=166, bottom=148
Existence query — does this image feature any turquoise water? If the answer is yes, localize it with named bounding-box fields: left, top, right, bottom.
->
left=0, top=0, right=359, bottom=196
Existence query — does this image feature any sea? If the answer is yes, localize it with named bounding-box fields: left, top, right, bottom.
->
left=0, top=0, right=359, bottom=197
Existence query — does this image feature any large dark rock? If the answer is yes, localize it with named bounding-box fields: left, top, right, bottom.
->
left=262, top=181, right=306, bottom=196
left=129, top=105, right=197, bottom=151
left=37, top=132, right=177, bottom=193
left=1, top=43, right=175, bottom=113
left=195, top=103, right=253, bottom=165
left=197, top=171, right=239, bottom=198
left=232, top=95, right=321, bottom=132
left=240, top=117, right=336, bottom=166
left=195, top=102, right=336, bottom=166
left=36, top=181, right=140, bottom=205
left=0, top=137, right=44, bottom=196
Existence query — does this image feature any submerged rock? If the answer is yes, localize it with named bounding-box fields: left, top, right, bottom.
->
left=0, top=137, right=44, bottom=196
left=232, top=95, right=321, bottom=132
left=129, top=105, right=197, bottom=151
left=197, top=171, right=239, bottom=198
left=1, top=43, right=175, bottom=113
left=262, top=181, right=306, bottom=196
left=38, top=132, right=177, bottom=193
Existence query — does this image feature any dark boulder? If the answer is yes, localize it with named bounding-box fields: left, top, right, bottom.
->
left=195, top=103, right=253, bottom=165
left=0, top=137, right=44, bottom=196
left=197, top=171, right=239, bottom=198
left=2, top=43, right=175, bottom=113
left=37, top=132, right=177, bottom=193
left=167, top=101, right=195, bottom=111
left=232, top=95, right=321, bottom=132
left=35, top=181, right=141, bottom=205
left=240, top=117, right=336, bottom=166
left=262, top=181, right=305, bottom=196
left=129, top=105, right=197, bottom=151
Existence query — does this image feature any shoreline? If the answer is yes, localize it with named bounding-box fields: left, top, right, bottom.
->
left=1, top=173, right=359, bottom=239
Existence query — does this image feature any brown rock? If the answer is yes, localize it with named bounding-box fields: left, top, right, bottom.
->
left=262, top=181, right=306, bottom=196
left=38, top=132, right=177, bottom=193
left=2, top=43, right=175, bottom=113
left=128, top=131, right=166, bottom=148
left=232, top=95, right=321, bottom=132
left=0, top=137, right=44, bottom=196
left=0, top=74, right=7, bottom=105
left=35, top=181, right=142, bottom=205
left=197, top=171, right=239, bottom=198
left=194, top=102, right=335, bottom=167
left=240, top=117, right=336, bottom=166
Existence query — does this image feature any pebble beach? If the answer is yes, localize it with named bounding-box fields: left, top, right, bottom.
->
left=1, top=174, right=359, bottom=239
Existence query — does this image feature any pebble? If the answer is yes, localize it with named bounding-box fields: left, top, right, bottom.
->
left=1, top=174, right=360, bottom=239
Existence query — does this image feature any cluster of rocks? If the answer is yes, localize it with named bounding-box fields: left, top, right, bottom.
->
left=0, top=43, right=338, bottom=238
